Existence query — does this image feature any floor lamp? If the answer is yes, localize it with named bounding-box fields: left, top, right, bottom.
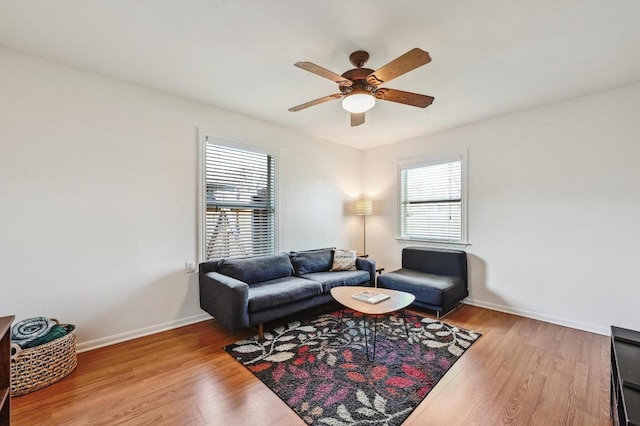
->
left=355, top=199, right=373, bottom=255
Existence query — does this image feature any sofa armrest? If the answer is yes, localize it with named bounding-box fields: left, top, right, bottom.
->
left=199, top=272, right=250, bottom=331
left=199, top=259, right=220, bottom=274
left=356, top=257, right=376, bottom=286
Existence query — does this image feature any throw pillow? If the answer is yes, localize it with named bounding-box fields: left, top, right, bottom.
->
left=218, top=253, right=293, bottom=284
left=330, top=249, right=357, bottom=271
left=289, top=248, right=334, bottom=276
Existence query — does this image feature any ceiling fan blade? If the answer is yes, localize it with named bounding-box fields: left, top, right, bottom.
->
left=294, top=62, right=353, bottom=87
left=288, top=93, right=344, bottom=112
left=350, top=112, right=365, bottom=127
left=366, top=48, right=431, bottom=86
left=374, top=88, right=434, bottom=108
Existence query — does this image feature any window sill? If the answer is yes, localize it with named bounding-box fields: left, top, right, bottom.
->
left=395, top=238, right=471, bottom=249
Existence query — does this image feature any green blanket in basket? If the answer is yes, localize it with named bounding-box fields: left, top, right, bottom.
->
left=21, top=324, right=69, bottom=349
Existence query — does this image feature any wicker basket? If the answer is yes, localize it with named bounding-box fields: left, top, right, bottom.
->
left=10, top=320, right=77, bottom=396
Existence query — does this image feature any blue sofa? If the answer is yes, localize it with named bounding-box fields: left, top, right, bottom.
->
left=377, top=247, right=468, bottom=318
left=199, top=248, right=376, bottom=337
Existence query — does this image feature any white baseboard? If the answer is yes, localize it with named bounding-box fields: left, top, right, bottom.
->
left=76, top=312, right=212, bottom=353
left=463, top=298, right=610, bottom=336
left=76, top=300, right=609, bottom=353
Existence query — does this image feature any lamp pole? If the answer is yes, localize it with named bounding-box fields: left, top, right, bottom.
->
left=362, top=214, right=367, bottom=255
left=355, top=199, right=373, bottom=256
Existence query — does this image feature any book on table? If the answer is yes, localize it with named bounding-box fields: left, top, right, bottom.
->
left=351, top=290, right=390, bottom=304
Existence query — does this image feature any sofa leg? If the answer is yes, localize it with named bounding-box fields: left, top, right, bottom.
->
left=437, top=310, right=451, bottom=320
left=437, top=303, right=463, bottom=320
left=258, top=323, right=264, bottom=340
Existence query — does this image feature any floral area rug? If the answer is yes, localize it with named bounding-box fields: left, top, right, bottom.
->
left=224, top=310, right=480, bottom=425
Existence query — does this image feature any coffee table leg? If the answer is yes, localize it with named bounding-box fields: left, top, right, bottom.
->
left=400, top=309, right=410, bottom=338
left=360, top=314, right=379, bottom=362
left=362, top=313, right=369, bottom=358
left=372, top=315, right=378, bottom=360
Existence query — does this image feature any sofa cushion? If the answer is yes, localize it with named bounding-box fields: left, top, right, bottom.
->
left=247, top=276, right=323, bottom=313
left=402, top=247, right=467, bottom=287
left=330, top=249, right=357, bottom=271
left=301, top=270, right=370, bottom=293
left=289, top=248, right=334, bottom=276
left=377, top=268, right=465, bottom=307
left=218, top=253, right=293, bottom=285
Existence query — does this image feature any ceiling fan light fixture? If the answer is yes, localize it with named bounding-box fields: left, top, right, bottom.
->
left=342, top=93, right=375, bottom=113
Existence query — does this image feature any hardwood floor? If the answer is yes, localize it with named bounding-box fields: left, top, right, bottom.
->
left=11, top=305, right=611, bottom=425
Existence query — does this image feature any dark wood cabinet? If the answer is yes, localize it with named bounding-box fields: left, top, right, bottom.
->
left=611, top=326, right=640, bottom=426
left=1, top=316, right=14, bottom=426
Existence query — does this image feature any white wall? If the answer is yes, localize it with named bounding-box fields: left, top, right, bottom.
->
left=363, top=83, right=640, bottom=335
left=3, top=45, right=637, bottom=350
left=0, top=47, right=363, bottom=350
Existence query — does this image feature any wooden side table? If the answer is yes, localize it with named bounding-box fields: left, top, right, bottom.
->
left=1, top=315, right=14, bottom=426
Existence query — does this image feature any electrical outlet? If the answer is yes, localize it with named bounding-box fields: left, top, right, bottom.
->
left=185, top=261, right=196, bottom=273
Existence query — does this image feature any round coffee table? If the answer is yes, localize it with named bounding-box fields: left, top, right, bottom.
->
left=330, top=286, right=415, bottom=360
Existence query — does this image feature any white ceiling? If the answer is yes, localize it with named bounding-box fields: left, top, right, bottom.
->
left=1, top=1, right=640, bottom=150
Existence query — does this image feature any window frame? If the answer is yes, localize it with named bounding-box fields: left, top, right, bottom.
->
left=396, top=151, right=469, bottom=247
left=198, top=131, right=278, bottom=262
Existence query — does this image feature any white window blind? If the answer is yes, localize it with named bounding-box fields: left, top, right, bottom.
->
left=399, top=155, right=464, bottom=243
left=203, top=139, right=276, bottom=260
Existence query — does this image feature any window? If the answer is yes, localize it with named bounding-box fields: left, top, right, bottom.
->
left=398, top=153, right=466, bottom=244
left=200, top=135, right=277, bottom=260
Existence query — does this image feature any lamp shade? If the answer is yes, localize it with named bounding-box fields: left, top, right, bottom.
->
left=355, top=199, right=373, bottom=216
left=342, top=93, right=376, bottom=113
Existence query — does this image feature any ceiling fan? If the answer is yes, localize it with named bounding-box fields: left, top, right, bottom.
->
left=289, top=48, right=435, bottom=127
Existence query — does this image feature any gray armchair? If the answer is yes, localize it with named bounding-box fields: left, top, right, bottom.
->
left=377, top=247, right=468, bottom=318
